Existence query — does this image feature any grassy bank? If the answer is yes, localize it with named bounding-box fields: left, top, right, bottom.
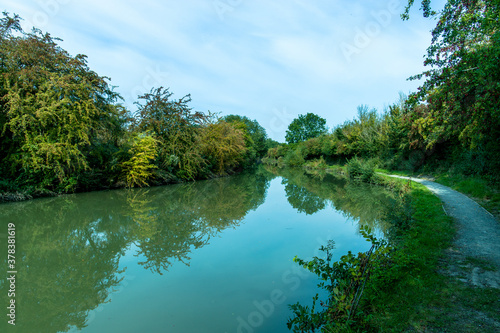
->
left=365, top=178, right=499, bottom=332
left=434, top=173, right=500, bottom=220
left=288, top=162, right=500, bottom=332
left=376, top=168, right=500, bottom=221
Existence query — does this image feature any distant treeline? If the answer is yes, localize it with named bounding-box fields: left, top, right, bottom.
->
left=264, top=97, right=499, bottom=178
left=265, top=0, right=500, bottom=180
left=0, top=12, right=277, bottom=199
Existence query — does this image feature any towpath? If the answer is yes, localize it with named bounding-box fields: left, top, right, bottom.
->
left=386, top=175, right=500, bottom=288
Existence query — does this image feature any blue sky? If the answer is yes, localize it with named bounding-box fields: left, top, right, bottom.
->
left=3, top=0, right=445, bottom=142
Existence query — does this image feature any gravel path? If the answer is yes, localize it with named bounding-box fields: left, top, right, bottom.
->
left=386, top=175, right=500, bottom=288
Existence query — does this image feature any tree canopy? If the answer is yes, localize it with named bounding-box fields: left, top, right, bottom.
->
left=223, top=114, right=268, bottom=159
left=405, top=0, right=500, bottom=170
left=285, top=113, right=327, bottom=144
left=0, top=12, right=126, bottom=192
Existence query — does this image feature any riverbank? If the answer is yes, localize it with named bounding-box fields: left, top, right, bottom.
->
left=286, top=162, right=500, bottom=331
left=377, top=169, right=500, bottom=222
left=0, top=166, right=250, bottom=204
left=380, top=174, right=500, bottom=332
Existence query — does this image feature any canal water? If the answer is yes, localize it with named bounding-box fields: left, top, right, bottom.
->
left=0, top=167, right=397, bottom=333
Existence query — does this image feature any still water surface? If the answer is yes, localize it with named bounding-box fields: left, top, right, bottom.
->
left=0, top=167, right=397, bottom=333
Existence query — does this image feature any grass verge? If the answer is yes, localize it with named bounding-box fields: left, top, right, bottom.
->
left=362, top=177, right=500, bottom=332
left=434, top=173, right=500, bottom=220
left=357, top=176, right=499, bottom=332
left=359, top=178, right=456, bottom=331
left=377, top=168, right=500, bottom=220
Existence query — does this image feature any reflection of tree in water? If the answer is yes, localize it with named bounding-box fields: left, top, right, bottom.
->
left=0, top=195, right=132, bottom=333
left=283, top=181, right=326, bottom=215
left=267, top=167, right=396, bottom=232
left=130, top=170, right=271, bottom=274
left=0, top=170, right=271, bottom=333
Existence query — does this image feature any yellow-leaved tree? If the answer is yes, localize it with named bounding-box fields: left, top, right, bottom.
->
left=200, top=120, right=247, bottom=175
left=119, top=133, right=158, bottom=188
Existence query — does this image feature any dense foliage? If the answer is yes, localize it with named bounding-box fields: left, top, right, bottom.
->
left=223, top=114, right=268, bottom=158
left=406, top=0, right=500, bottom=174
left=0, top=12, right=127, bottom=192
left=0, top=12, right=270, bottom=198
left=285, top=113, right=327, bottom=144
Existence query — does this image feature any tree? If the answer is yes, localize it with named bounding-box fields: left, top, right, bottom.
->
left=118, top=133, right=158, bottom=188
left=199, top=120, right=247, bottom=175
left=0, top=12, right=125, bottom=191
left=133, top=87, right=209, bottom=180
left=285, top=113, right=327, bottom=144
left=404, top=0, right=500, bottom=172
left=402, top=0, right=436, bottom=19
left=334, top=106, right=385, bottom=157
left=223, top=115, right=268, bottom=158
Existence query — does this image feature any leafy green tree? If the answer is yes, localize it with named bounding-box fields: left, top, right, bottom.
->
left=223, top=114, right=268, bottom=158
left=199, top=120, right=247, bottom=175
left=402, top=0, right=436, bottom=19
left=0, top=12, right=125, bottom=191
left=333, top=106, right=384, bottom=157
left=133, top=87, right=209, bottom=180
left=265, top=138, right=280, bottom=150
left=285, top=113, right=327, bottom=144
left=404, top=0, right=500, bottom=173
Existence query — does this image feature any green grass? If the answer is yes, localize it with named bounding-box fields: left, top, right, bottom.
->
left=362, top=176, right=500, bottom=332
left=464, top=256, right=498, bottom=272
left=435, top=173, right=500, bottom=219
left=377, top=168, right=500, bottom=220
left=360, top=179, right=455, bottom=331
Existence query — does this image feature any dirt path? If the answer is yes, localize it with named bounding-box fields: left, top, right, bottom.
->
left=386, top=175, right=500, bottom=288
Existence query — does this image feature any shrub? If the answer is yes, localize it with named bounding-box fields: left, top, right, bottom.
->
left=287, top=227, right=391, bottom=332
left=284, top=148, right=306, bottom=167
left=199, top=121, right=247, bottom=175
left=302, top=137, right=322, bottom=159
left=346, top=157, right=375, bottom=183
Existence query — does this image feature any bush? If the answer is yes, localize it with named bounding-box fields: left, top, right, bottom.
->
left=301, top=137, right=322, bottom=159
left=284, top=148, right=306, bottom=167
left=320, top=135, right=336, bottom=157
left=287, top=227, right=391, bottom=332
left=346, top=157, right=376, bottom=183
left=199, top=121, right=247, bottom=175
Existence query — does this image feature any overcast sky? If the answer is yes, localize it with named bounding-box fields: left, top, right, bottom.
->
left=3, top=0, right=445, bottom=141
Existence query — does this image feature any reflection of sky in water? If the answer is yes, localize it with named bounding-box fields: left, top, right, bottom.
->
left=80, top=177, right=373, bottom=333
